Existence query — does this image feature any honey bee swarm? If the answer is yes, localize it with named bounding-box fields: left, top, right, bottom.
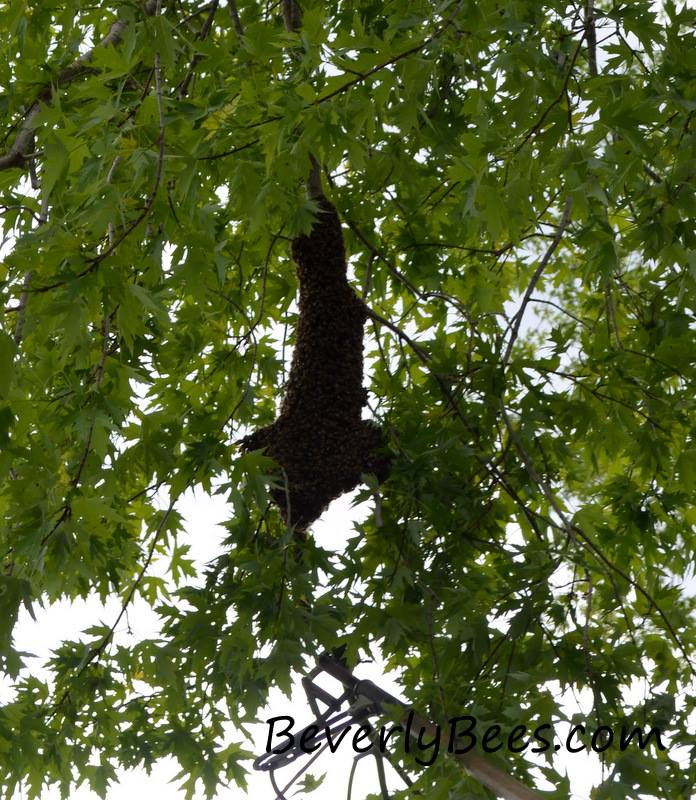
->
left=241, top=198, right=389, bottom=530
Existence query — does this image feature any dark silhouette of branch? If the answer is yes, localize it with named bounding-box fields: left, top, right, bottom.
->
left=197, top=138, right=259, bottom=161
left=528, top=296, right=591, bottom=328
left=502, top=196, right=573, bottom=365
left=364, top=306, right=430, bottom=364
left=176, top=0, right=220, bottom=98
left=515, top=36, right=585, bottom=153
left=585, top=1, right=598, bottom=77
left=227, top=0, right=244, bottom=37
left=204, top=0, right=467, bottom=136
left=313, top=0, right=465, bottom=106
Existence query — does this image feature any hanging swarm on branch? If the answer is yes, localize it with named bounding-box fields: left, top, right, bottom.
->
left=240, top=195, right=389, bottom=531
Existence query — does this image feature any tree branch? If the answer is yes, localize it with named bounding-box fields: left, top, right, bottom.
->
left=515, top=35, right=585, bottom=153
left=34, top=52, right=166, bottom=293
left=227, top=0, right=244, bottom=37
left=502, top=196, right=572, bottom=365
left=585, top=1, right=598, bottom=77
left=175, top=0, right=220, bottom=98
left=50, top=492, right=181, bottom=717
left=0, top=0, right=158, bottom=172
left=499, top=402, right=695, bottom=677
left=314, top=1, right=465, bottom=107
left=364, top=306, right=430, bottom=364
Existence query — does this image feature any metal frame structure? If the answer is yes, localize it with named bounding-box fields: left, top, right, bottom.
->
left=254, top=651, right=543, bottom=800
left=253, top=651, right=412, bottom=799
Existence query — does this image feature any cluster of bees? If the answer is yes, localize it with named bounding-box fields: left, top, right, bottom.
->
left=241, top=197, right=389, bottom=530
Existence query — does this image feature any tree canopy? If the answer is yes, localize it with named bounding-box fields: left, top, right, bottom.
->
left=1, top=0, right=696, bottom=798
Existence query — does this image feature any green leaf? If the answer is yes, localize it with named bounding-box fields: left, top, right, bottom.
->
left=0, top=333, right=16, bottom=398
left=41, top=131, right=70, bottom=200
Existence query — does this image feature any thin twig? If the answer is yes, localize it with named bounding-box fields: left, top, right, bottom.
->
left=50, top=493, right=181, bottom=717
left=528, top=296, right=591, bottom=329
left=605, top=281, right=623, bottom=348
left=176, top=0, right=220, bottom=98
left=499, top=402, right=695, bottom=676
left=515, top=36, right=585, bottom=153
left=364, top=306, right=430, bottom=364
left=11, top=177, right=51, bottom=349
left=316, top=1, right=465, bottom=107
left=346, top=220, right=422, bottom=299
left=583, top=569, right=602, bottom=729
left=228, top=0, right=245, bottom=37
left=534, top=366, right=666, bottom=430
left=106, top=155, right=121, bottom=244
left=39, top=312, right=117, bottom=548
left=502, top=197, right=573, bottom=365
left=197, top=138, right=259, bottom=161
left=13, top=270, right=34, bottom=345
left=177, top=1, right=215, bottom=29
left=209, top=0, right=466, bottom=136
left=33, top=53, right=166, bottom=292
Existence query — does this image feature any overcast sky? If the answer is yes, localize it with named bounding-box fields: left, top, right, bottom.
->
left=12, top=483, right=684, bottom=800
